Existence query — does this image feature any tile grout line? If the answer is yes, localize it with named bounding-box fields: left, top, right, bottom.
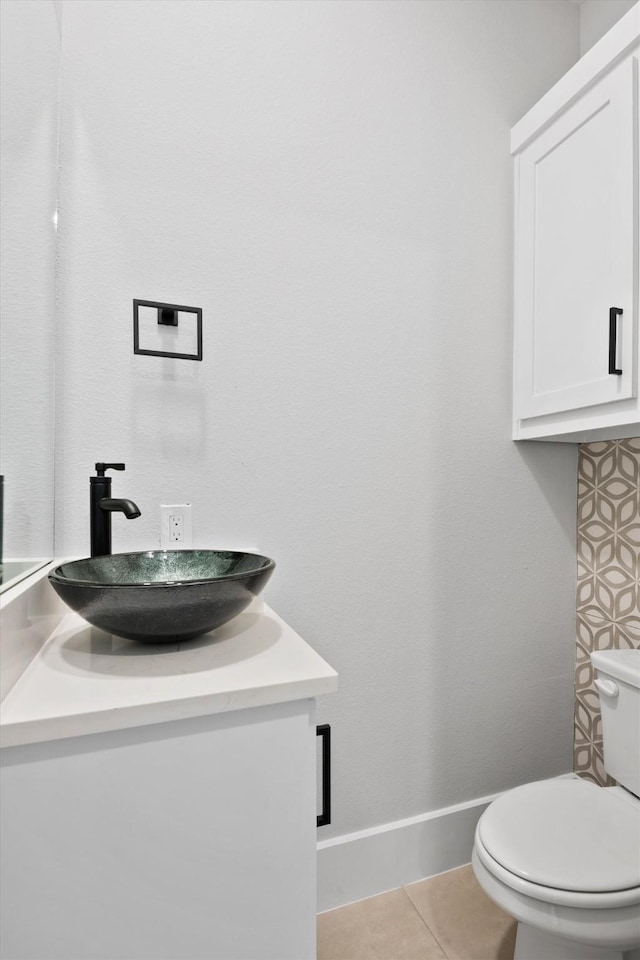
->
left=399, top=886, right=454, bottom=960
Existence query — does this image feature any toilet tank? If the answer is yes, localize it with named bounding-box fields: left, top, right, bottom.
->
left=591, top=650, right=640, bottom=797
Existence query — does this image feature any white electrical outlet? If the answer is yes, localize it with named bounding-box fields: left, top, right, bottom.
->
left=169, top=513, right=184, bottom=542
left=160, top=504, right=192, bottom=550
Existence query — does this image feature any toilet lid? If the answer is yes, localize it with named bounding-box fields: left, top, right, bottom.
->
left=478, top=779, right=640, bottom=893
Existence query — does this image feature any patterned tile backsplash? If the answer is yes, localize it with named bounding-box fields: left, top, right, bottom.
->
left=574, top=438, right=640, bottom=784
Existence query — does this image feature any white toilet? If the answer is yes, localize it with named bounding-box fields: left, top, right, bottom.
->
left=472, top=649, right=640, bottom=960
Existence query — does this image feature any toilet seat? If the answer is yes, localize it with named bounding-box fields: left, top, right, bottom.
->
left=477, top=779, right=640, bottom=896
left=472, top=838, right=640, bottom=951
left=474, top=830, right=640, bottom=910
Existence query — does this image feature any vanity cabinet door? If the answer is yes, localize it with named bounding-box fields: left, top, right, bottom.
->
left=0, top=699, right=318, bottom=960
left=513, top=52, right=638, bottom=431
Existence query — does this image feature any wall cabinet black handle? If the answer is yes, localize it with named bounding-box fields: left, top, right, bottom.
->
left=316, top=724, right=331, bottom=827
left=609, top=307, right=623, bottom=375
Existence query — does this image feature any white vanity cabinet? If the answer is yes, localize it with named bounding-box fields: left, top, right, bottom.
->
left=0, top=591, right=338, bottom=960
left=512, top=6, right=640, bottom=442
left=1, top=700, right=318, bottom=960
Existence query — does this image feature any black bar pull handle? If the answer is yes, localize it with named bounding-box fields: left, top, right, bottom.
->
left=317, top=724, right=331, bottom=827
left=609, top=307, right=623, bottom=375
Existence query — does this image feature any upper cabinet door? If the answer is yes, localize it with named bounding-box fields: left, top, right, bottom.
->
left=513, top=53, right=637, bottom=423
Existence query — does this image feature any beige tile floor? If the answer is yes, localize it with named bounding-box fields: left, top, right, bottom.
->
left=317, top=864, right=517, bottom=960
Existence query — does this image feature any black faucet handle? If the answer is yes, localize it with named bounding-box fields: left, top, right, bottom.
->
left=95, top=463, right=126, bottom=476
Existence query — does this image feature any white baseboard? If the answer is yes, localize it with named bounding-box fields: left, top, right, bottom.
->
left=317, top=792, right=497, bottom=913
left=317, top=775, right=575, bottom=913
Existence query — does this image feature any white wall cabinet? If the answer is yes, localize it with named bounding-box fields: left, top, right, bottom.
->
left=512, top=6, right=640, bottom=442
left=1, top=700, right=319, bottom=960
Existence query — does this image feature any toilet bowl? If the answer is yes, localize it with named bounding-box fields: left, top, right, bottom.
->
left=472, top=650, right=640, bottom=960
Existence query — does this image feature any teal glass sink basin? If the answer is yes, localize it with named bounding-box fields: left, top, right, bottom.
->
left=48, top=550, right=275, bottom=643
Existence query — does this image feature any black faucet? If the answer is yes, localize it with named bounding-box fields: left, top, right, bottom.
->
left=90, top=463, right=141, bottom=557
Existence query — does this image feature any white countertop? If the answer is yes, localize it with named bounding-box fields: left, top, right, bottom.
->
left=0, top=596, right=338, bottom=748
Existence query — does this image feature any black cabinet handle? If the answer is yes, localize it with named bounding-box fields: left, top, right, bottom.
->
left=609, top=307, right=623, bottom=375
left=316, top=724, right=331, bottom=827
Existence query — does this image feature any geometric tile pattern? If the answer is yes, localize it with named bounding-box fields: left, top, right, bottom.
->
left=574, top=438, right=640, bottom=784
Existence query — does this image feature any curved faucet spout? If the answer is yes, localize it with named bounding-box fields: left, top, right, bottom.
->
left=98, top=498, right=142, bottom=519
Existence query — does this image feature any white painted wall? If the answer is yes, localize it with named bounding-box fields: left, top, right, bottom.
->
left=0, top=0, right=59, bottom=559
left=579, top=0, right=638, bottom=54
left=56, top=0, right=580, bottom=837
